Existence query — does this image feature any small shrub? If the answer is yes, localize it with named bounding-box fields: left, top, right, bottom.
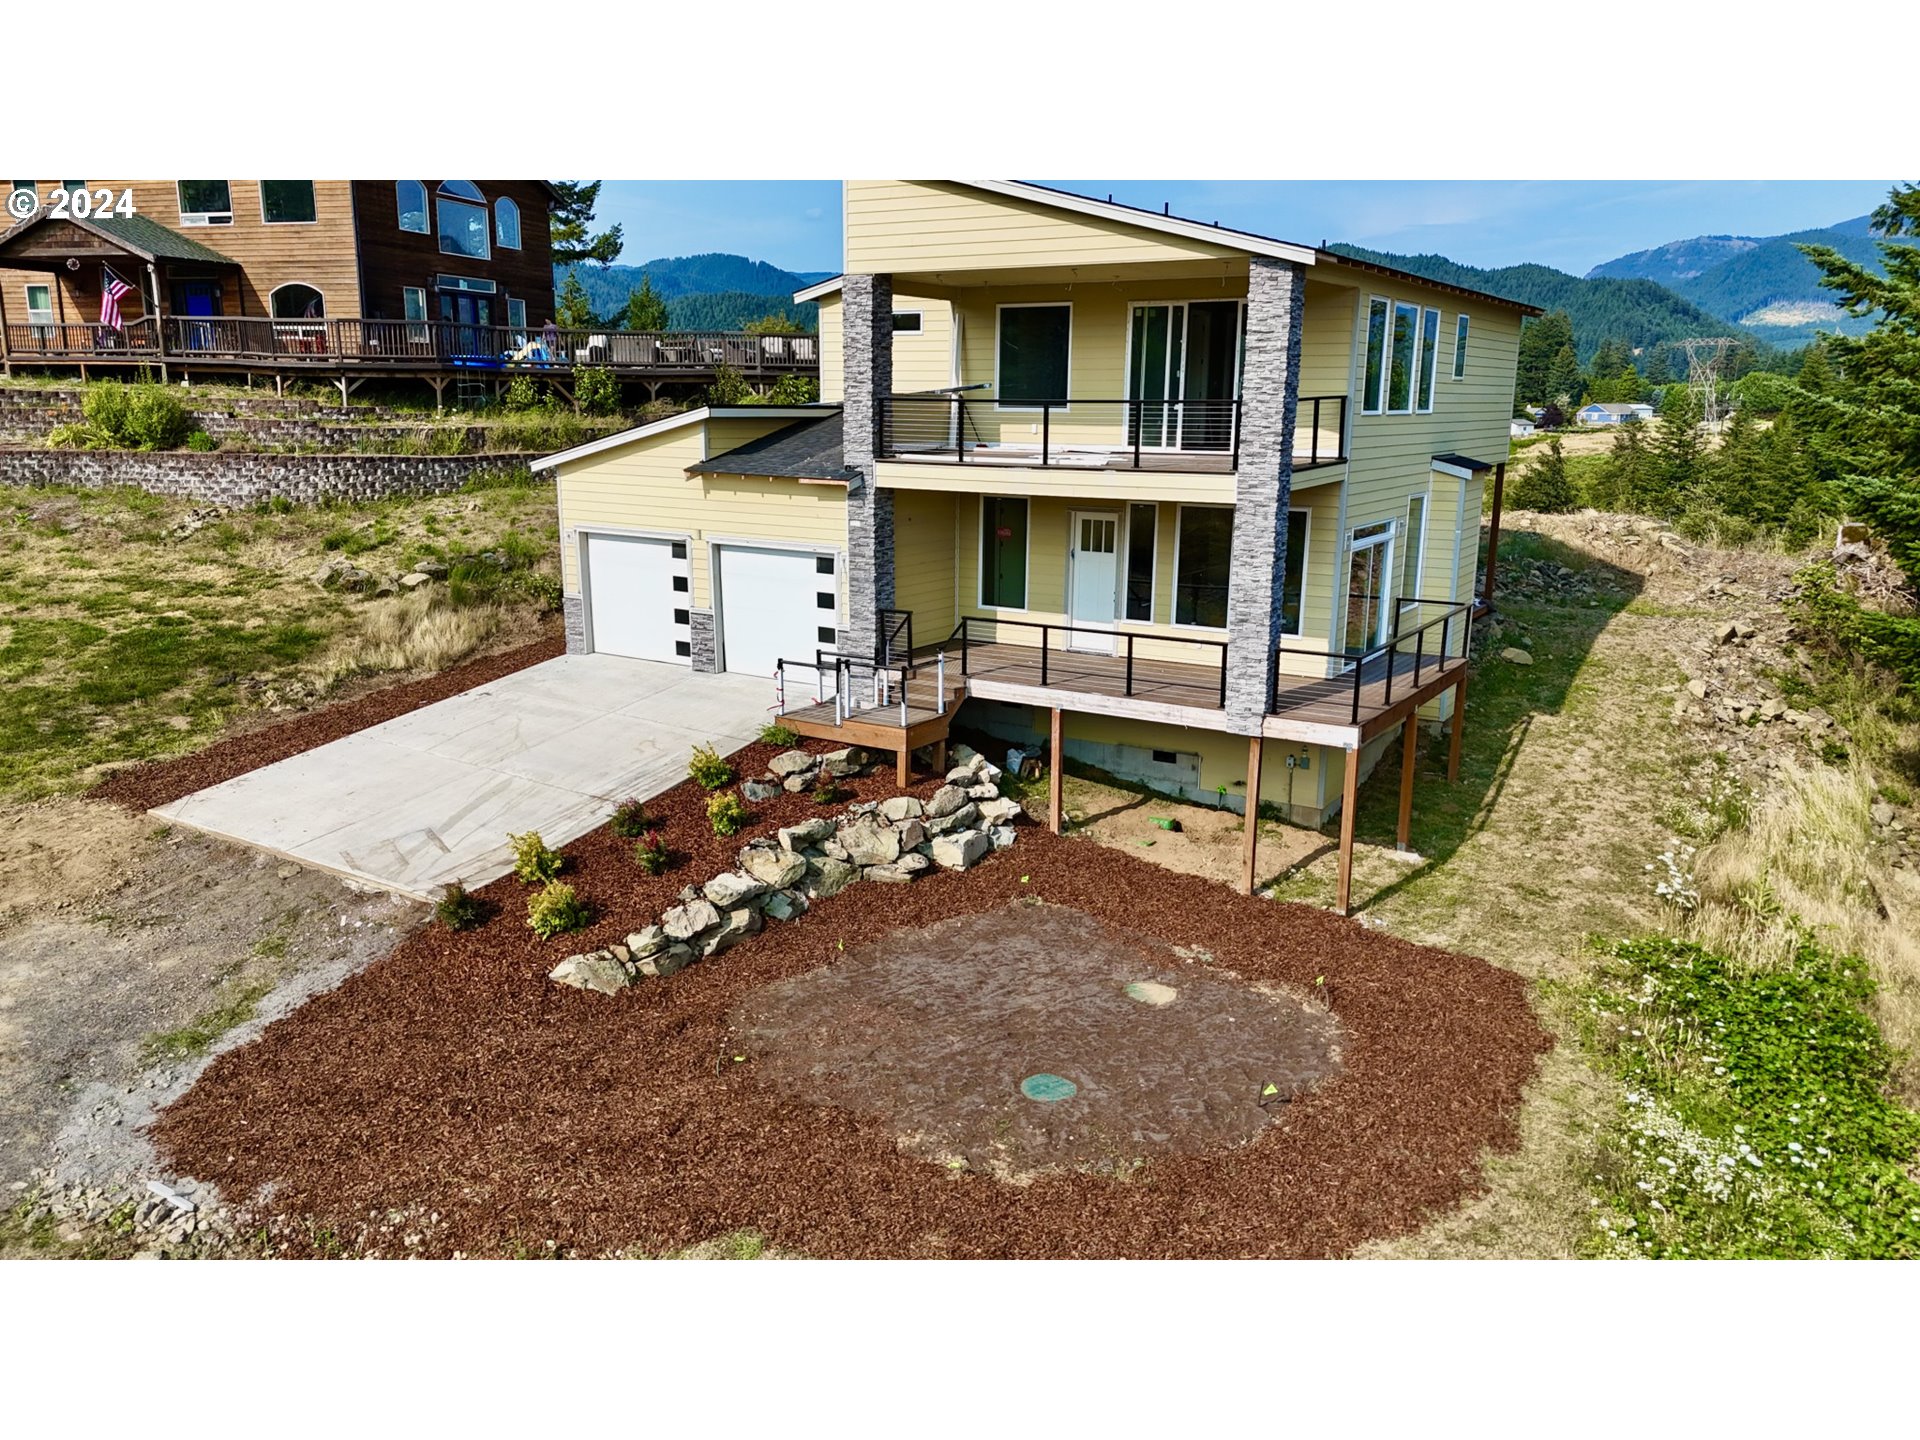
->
left=811, top=780, right=843, bottom=805
left=48, top=421, right=106, bottom=449
left=435, top=881, right=486, bottom=931
left=81, top=382, right=132, bottom=440
left=632, top=829, right=670, bottom=874
left=501, top=374, right=543, bottom=412
left=527, top=881, right=593, bottom=939
left=509, top=830, right=564, bottom=885
left=185, top=429, right=217, bottom=452
left=609, top=797, right=652, bottom=838
left=575, top=366, right=621, bottom=416
left=688, top=742, right=734, bottom=790
left=707, top=791, right=751, bottom=837
left=757, top=722, right=800, bottom=747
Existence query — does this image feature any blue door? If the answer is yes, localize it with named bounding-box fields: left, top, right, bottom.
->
left=173, top=281, right=221, bottom=350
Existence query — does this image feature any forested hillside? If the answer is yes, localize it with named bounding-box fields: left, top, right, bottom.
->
left=554, top=253, right=830, bottom=332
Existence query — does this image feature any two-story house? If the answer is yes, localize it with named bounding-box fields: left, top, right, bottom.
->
left=532, top=180, right=1533, bottom=911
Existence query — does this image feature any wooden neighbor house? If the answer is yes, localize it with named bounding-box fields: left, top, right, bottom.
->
left=0, top=181, right=817, bottom=403
left=532, top=180, right=1536, bottom=913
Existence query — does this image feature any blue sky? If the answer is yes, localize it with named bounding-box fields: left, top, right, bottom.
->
left=593, top=179, right=1898, bottom=277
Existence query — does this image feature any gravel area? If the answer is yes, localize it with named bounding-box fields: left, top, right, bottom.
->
left=152, top=740, right=1550, bottom=1259
left=88, top=633, right=564, bottom=814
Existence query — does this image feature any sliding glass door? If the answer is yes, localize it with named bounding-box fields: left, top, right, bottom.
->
left=1127, top=301, right=1244, bottom=452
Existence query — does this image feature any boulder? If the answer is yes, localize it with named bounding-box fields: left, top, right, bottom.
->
left=977, top=796, right=1025, bottom=825
left=926, top=784, right=970, bottom=819
left=637, top=943, right=695, bottom=979
left=974, top=761, right=1004, bottom=785
left=1871, top=801, right=1896, bottom=828
left=965, top=782, right=1001, bottom=801
left=625, top=925, right=670, bottom=959
left=662, top=897, right=721, bottom=941
left=839, top=816, right=902, bottom=867
left=1499, top=647, right=1533, bottom=666
left=945, top=765, right=976, bottom=784
left=926, top=802, right=980, bottom=836
left=949, top=743, right=980, bottom=768
left=931, top=829, right=992, bottom=871
left=890, top=851, right=931, bottom=874
left=988, top=825, right=1017, bottom=850
left=819, top=747, right=869, bottom=778
left=702, top=871, right=768, bottom=909
left=400, top=571, right=433, bottom=590
left=768, top=750, right=817, bottom=777
left=416, top=559, right=449, bottom=579
left=864, top=863, right=920, bottom=883
left=549, top=952, right=632, bottom=996
left=802, top=855, right=859, bottom=899
left=739, top=845, right=807, bottom=888
left=895, top=818, right=928, bottom=851
left=761, top=890, right=805, bottom=922
left=1685, top=679, right=1709, bottom=700
left=742, top=779, right=781, bottom=803
left=1713, top=620, right=1739, bottom=645
left=878, top=795, right=924, bottom=822
left=1759, top=698, right=1789, bottom=720
left=701, top=906, right=763, bottom=956
left=778, top=818, right=836, bottom=851
left=312, top=560, right=344, bottom=588
left=783, top=774, right=814, bottom=793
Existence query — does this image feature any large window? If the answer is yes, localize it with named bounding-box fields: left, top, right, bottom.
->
left=996, top=304, right=1071, bottom=408
left=495, top=196, right=521, bottom=249
left=1452, top=313, right=1470, bottom=379
left=1387, top=301, right=1419, bottom=413
left=437, top=182, right=490, bottom=260
left=980, top=496, right=1029, bottom=609
left=270, top=284, right=324, bottom=320
left=1174, top=506, right=1233, bottom=629
left=1362, top=297, right=1426, bottom=414
left=1401, top=495, right=1427, bottom=600
left=396, top=181, right=429, bottom=234
left=1125, top=503, right=1157, bottom=622
left=1362, top=298, right=1388, bottom=414
left=260, top=181, right=316, bottom=224
left=1416, top=307, right=1441, bottom=412
left=176, top=180, right=232, bottom=225
left=1281, top=509, right=1309, bottom=635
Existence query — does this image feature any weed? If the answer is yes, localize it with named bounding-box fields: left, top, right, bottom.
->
left=142, top=981, right=274, bottom=1061
left=509, top=831, right=564, bottom=885
left=688, top=743, right=734, bottom=791
left=757, top=722, right=799, bottom=747
left=632, top=830, right=670, bottom=875
left=811, top=780, right=843, bottom=806
left=527, top=881, right=592, bottom=939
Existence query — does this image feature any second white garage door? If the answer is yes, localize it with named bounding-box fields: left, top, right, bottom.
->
left=584, top=533, right=689, bottom=663
left=717, top=544, right=838, bottom=678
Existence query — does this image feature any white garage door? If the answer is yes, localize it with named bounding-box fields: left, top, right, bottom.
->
left=584, top=533, right=689, bottom=663
left=718, top=544, right=838, bottom=678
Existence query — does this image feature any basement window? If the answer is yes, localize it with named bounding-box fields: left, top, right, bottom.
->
left=1151, top=749, right=1178, bottom=765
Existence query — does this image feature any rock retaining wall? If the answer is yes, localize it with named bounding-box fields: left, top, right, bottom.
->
left=550, top=745, right=1025, bottom=995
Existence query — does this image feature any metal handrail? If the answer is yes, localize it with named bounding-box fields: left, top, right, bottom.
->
left=943, top=614, right=1230, bottom=705
left=1268, top=597, right=1473, bottom=722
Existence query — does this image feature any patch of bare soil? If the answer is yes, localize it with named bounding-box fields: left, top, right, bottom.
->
left=1065, top=782, right=1329, bottom=887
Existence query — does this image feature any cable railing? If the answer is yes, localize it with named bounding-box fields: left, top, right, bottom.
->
left=1268, top=597, right=1473, bottom=723
left=772, top=646, right=949, bottom=730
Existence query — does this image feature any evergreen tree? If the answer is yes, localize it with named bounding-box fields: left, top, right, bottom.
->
left=623, top=275, right=669, bottom=332
left=1596, top=417, right=1652, bottom=511
left=548, top=181, right=624, bottom=267
left=1516, top=309, right=1575, bottom=404
left=1509, top=433, right=1578, bottom=512
left=556, top=271, right=597, bottom=329
left=1649, top=385, right=1706, bottom=512
left=1546, top=343, right=1585, bottom=406
left=1644, top=345, right=1674, bottom=387
left=743, top=312, right=804, bottom=335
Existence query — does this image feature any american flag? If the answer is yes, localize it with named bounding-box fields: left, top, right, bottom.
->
left=99, top=266, right=133, bottom=332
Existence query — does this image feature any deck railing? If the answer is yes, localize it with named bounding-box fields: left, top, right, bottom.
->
left=4, top=318, right=161, bottom=357
left=944, top=614, right=1231, bottom=707
left=879, top=393, right=1347, bottom=471
left=1268, top=597, right=1474, bottom=723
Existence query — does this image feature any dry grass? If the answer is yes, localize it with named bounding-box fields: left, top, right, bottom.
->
left=314, top=589, right=503, bottom=688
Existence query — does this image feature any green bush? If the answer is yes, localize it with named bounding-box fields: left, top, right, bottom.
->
left=575, top=366, right=620, bottom=416
left=763, top=372, right=819, bottom=405
left=704, top=364, right=752, bottom=407
left=123, top=386, right=192, bottom=449
left=707, top=791, right=751, bottom=837
left=501, top=374, right=547, bottom=412
left=435, top=881, right=486, bottom=931
left=632, top=829, right=670, bottom=874
left=185, top=429, right=217, bottom=452
left=81, top=382, right=132, bottom=439
left=47, top=422, right=106, bottom=449
left=757, top=722, right=799, bottom=747
left=688, top=743, right=734, bottom=790
left=509, top=830, right=564, bottom=885
left=527, top=881, right=593, bottom=939
left=608, top=797, right=651, bottom=838
left=811, top=779, right=843, bottom=806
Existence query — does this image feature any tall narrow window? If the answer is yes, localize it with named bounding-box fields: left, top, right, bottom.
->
left=1388, top=301, right=1419, bottom=413
left=980, top=496, right=1029, bottom=609
left=396, top=180, right=429, bottom=234
left=495, top=196, right=521, bottom=249
left=1401, top=495, right=1427, bottom=600
left=996, top=304, right=1071, bottom=408
left=507, top=297, right=527, bottom=331
left=260, top=181, right=316, bottom=224
left=1281, top=510, right=1309, bottom=635
left=1362, top=297, right=1389, bottom=413
left=1174, top=506, right=1233, bottom=629
left=1416, top=307, right=1441, bottom=412
left=1125, top=503, right=1157, bottom=622
left=437, top=182, right=490, bottom=260
left=1452, top=314, right=1470, bottom=379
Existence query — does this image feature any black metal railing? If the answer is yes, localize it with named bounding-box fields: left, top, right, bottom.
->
left=1268, top=597, right=1473, bottom=723
left=879, top=393, right=1347, bottom=471
left=944, top=614, right=1230, bottom=707
left=876, top=607, right=914, bottom=668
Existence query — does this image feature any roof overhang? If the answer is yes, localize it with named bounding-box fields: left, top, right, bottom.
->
left=1432, top=453, right=1499, bottom=479
left=0, top=210, right=238, bottom=268
left=1318, top=251, right=1543, bottom=316
left=531, top=405, right=840, bottom=473
left=956, top=180, right=1319, bottom=266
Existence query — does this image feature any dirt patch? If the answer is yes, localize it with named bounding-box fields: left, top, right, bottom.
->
left=151, top=741, right=1549, bottom=1259
left=1065, top=783, right=1329, bottom=887
left=87, top=632, right=561, bottom=814
left=732, top=902, right=1341, bottom=1183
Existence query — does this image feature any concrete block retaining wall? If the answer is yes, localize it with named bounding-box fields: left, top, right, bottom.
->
left=0, top=447, right=535, bottom=506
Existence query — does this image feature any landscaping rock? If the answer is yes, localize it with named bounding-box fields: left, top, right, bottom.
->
left=896, top=818, right=928, bottom=851
left=768, top=750, right=817, bottom=778
left=840, top=817, right=902, bottom=867
left=1499, top=647, right=1533, bottom=665
left=739, top=844, right=806, bottom=888
left=950, top=743, right=981, bottom=767
left=702, top=906, right=763, bottom=956
left=702, top=871, right=768, bottom=909
left=819, top=747, right=869, bottom=778
left=821, top=834, right=851, bottom=861
left=626, top=925, right=669, bottom=958
left=742, top=779, right=781, bottom=803
left=549, top=952, right=633, bottom=996
left=864, top=863, right=920, bottom=883
left=988, top=825, right=1017, bottom=850
left=637, top=943, right=695, bottom=979
left=977, top=796, right=1025, bottom=825
left=400, top=571, right=433, bottom=590
left=931, top=829, right=991, bottom=871
left=783, top=774, right=814, bottom=793
left=778, top=818, right=836, bottom=851
left=417, top=559, right=449, bottom=579
left=802, top=856, right=859, bottom=899
left=1759, top=698, right=1789, bottom=720
left=926, top=784, right=969, bottom=819
left=926, top=802, right=980, bottom=836
left=1714, top=620, right=1739, bottom=645
left=965, top=782, right=1001, bottom=801
left=878, top=795, right=924, bottom=821
left=1686, top=679, right=1709, bottom=700
left=761, top=891, right=805, bottom=922
left=946, top=765, right=976, bottom=784
left=662, top=897, right=721, bottom=941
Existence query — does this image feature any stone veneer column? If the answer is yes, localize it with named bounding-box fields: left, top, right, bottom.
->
left=1225, top=257, right=1308, bottom=727
left=839, top=272, right=894, bottom=659
left=562, top=593, right=587, bottom=655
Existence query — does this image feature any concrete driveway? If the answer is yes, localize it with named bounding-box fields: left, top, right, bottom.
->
left=153, top=655, right=773, bottom=900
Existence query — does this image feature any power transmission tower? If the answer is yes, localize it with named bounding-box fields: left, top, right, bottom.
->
left=1676, top=337, right=1736, bottom=427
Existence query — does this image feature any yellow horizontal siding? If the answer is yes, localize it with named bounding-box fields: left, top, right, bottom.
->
left=892, top=489, right=958, bottom=640
left=815, top=289, right=952, bottom=403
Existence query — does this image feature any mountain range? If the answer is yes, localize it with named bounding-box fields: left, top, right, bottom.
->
left=555, top=253, right=834, bottom=331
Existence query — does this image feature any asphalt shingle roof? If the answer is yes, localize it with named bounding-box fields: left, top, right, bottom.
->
left=687, top=410, right=855, bottom=483
left=0, top=209, right=237, bottom=265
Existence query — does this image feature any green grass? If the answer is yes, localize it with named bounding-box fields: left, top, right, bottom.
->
left=141, top=980, right=275, bottom=1063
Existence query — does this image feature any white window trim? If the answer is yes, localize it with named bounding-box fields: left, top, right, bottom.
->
left=976, top=494, right=1033, bottom=612
left=1387, top=300, right=1420, bottom=415
left=494, top=196, right=522, bottom=250
left=175, top=181, right=233, bottom=226
left=993, top=301, right=1072, bottom=414
left=1452, top=313, right=1470, bottom=380
left=1416, top=306, right=1442, bottom=414
left=1122, top=501, right=1160, bottom=625
left=1361, top=296, right=1389, bottom=414
left=890, top=309, right=924, bottom=335
left=1170, top=503, right=1232, bottom=633
left=257, top=181, right=317, bottom=226
left=1344, top=520, right=1398, bottom=652
left=396, top=181, right=430, bottom=235
left=24, top=283, right=53, bottom=322
left=1402, top=489, right=1430, bottom=602
left=402, top=286, right=427, bottom=321
left=268, top=282, right=326, bottom=320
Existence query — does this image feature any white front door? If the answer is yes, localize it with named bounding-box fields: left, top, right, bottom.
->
left=1067, top=511, right=1119, bottom=654
left=584, top=533, right=688, bottom=663
left=717, top=544, right=837, bottom=679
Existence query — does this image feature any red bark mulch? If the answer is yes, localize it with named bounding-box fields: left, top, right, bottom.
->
left=153, top=741, right=1553, bottom=1259
left=89, top=633, right=564, bottom=814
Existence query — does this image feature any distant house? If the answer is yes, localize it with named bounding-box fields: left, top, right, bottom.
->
left=1510, top=417, right=1536, bottom=437
left=1577, top=401, right=1654, bottom=426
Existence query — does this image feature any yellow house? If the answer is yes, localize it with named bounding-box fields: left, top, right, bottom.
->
left=534, top=181, right=1535, bottom=910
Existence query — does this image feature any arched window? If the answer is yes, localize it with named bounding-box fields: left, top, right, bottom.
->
left=269, top=283, right=324, bottom=319
left=436, top=181, right=489, bottom=259
left=494, top=196, right=521, bottom=249
left=396, top=180, right=428, bottom=234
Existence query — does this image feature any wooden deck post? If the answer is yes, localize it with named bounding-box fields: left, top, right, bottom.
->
left=1482, top=462, right=1507, bottom=613
left=1048, top=706, right=1064, bottom=836
left=1337, top=744, right=1360, bottom=916
left=0, top=281, right=11, bottom=377
left=1447, top=674, right=1469, bottom=784
left=1396, top=717, right=1419, bottom=852
left=896, top=744, right=910, bottom=790
left=1241, top=735, right=1264, bottom=896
